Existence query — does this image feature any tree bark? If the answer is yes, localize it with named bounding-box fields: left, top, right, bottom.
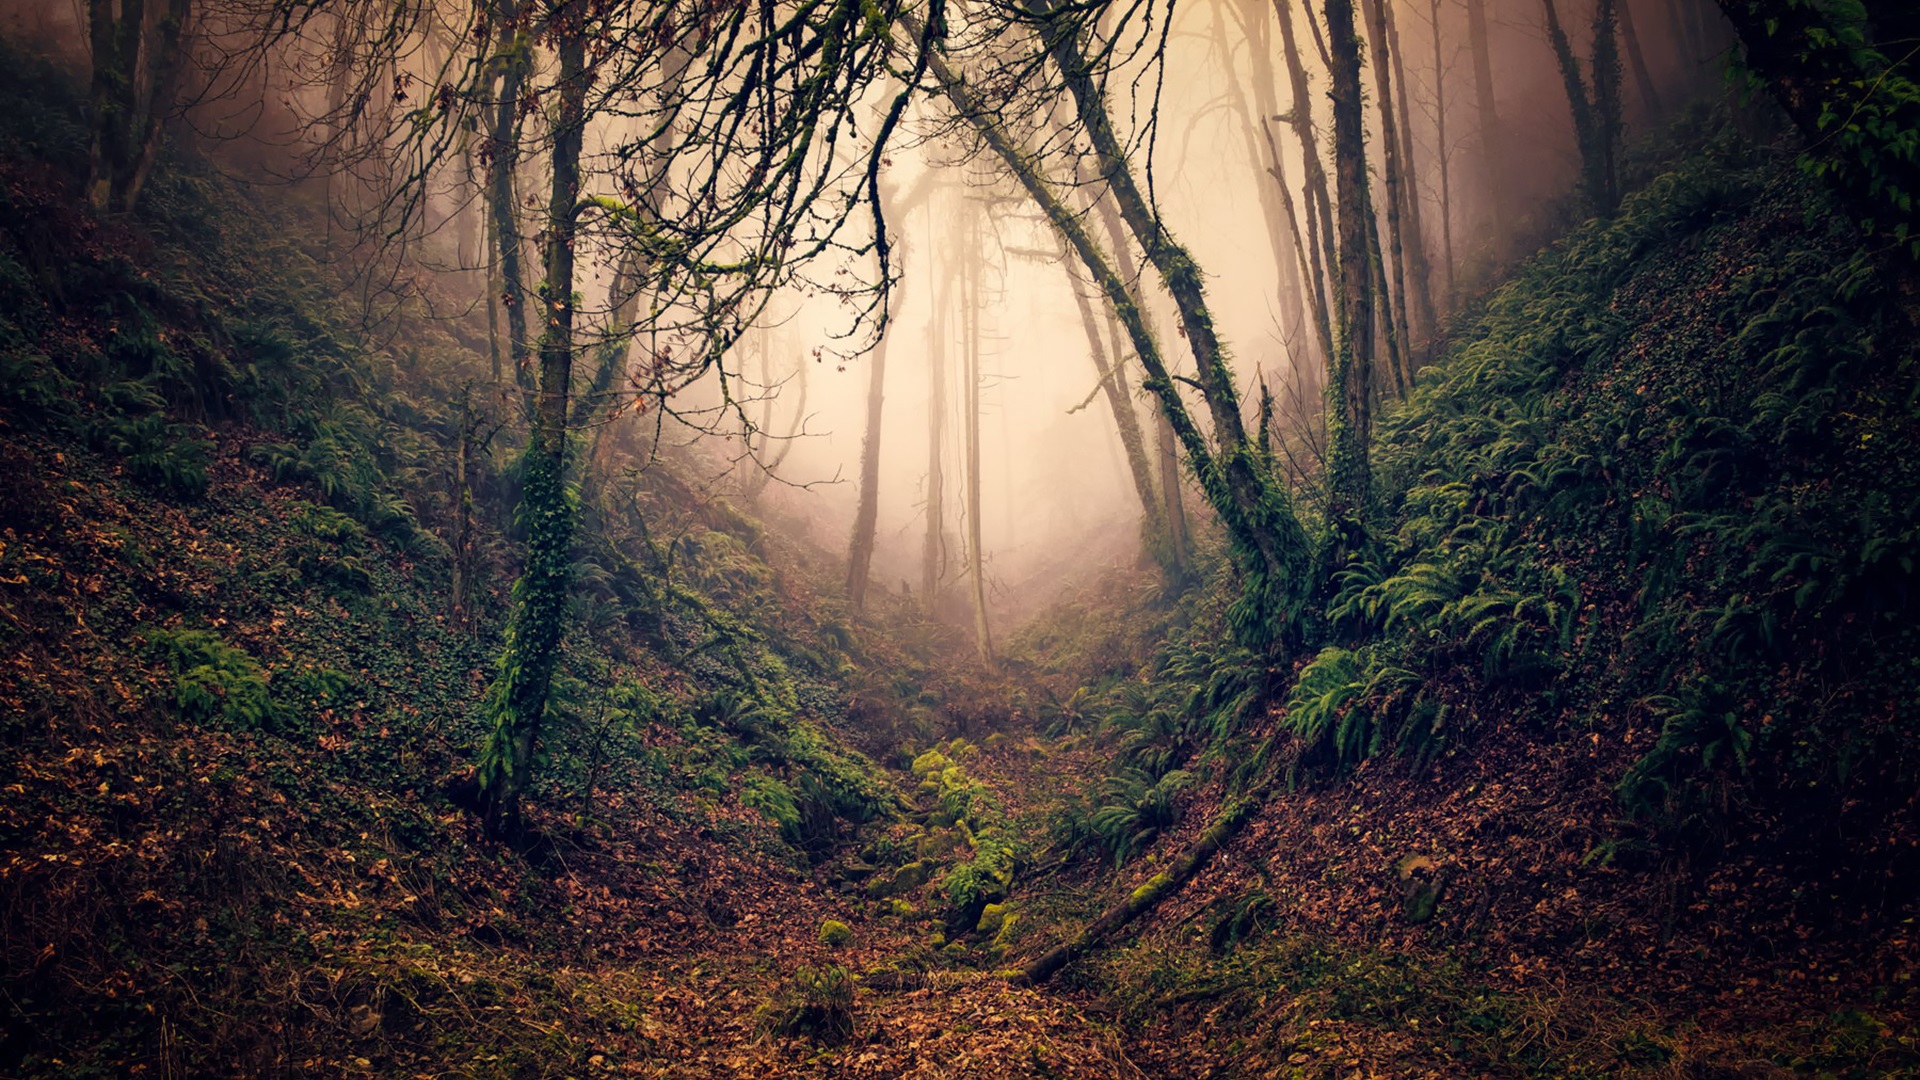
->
left=961, top=205, right=994, bottom=663
left=1220, top=0, right=1325, bottom=371
left=1066, top=262, right=1167, bottom=564
left=1542, top=0, right=1622, bottom=216
left=478, top=15, right=587, bottom=839
left=1034, top=0, right=1313, bottom=647
left=1324, top=0, right=1375, bottom=546
left=1090, top=188, right=1189, bottom=579
left=847, top=300, right=895, bottom=610
left=1360, top=0, right=1417, bottom=381
left=487, top=1, right=534, bottom=392
left=1464, top=0, right=1506, bottom=247
left=1428, top=0, right=1456, bottom=306
left=1017, top=797, right=1258, bottom=985
left=922, top=223, right=949, bottom=620
left=1275, top=0, right=1340, bottom=360
left=87, top=0, right=190, bottom=214
left=1382, top=0, right=1438, bottom=357
left=1619, top=0, right=1664, bottom=117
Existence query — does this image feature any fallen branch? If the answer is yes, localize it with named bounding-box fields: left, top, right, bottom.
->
left=1013, top=796, right=1258, bottom=986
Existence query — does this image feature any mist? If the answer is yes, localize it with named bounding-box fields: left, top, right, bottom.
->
left=5, top=0, right=1733, bottom=646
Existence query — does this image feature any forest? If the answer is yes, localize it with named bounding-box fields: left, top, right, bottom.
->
left=0, top=0, right=1916, bottom=1074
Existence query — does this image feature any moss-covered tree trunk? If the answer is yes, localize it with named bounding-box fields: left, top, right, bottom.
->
left=478, top=16, right=586, bottom=839
left=1542, top=0, right=1622, bottom=217
left=1033, top=0, right=1312, bottom=648
left=1017, top=798, right=1257, bottom=985
left=1324, top=0, right=1376, bottom=554
left=486, top=0, right=533, bottom=391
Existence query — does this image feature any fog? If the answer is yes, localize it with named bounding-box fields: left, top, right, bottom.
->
left=10, top=0, right=1734, bottom=633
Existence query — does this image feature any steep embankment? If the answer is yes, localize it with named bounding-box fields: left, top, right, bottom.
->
left=1009, top=135, right=1919, bottom=1078
left=0, top=54, right=1142, bottom=1079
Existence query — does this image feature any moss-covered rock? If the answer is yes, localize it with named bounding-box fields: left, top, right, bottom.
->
left=975, top=902, right=1008, bottom=936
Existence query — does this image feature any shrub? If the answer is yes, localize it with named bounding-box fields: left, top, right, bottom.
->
left=756, top=965, right=854, bottom=1043
left=146, top=628, right=273, bottom=730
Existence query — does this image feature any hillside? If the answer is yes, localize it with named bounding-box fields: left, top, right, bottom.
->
left=2, top=22, right=1919, bottom=1080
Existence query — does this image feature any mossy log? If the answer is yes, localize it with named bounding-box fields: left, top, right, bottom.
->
left=1014, top=797, right=1257, bottom=986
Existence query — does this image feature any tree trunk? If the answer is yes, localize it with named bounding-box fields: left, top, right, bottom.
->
left=1367, top=207, right=1407, bottom=400
left=1429, top=0, right=1456, bottom=306
left=450, top=390, right=477, bottom=627
left=1220, top=0, right=1324, bottom=371
left=1091, top=187, right=1189, bottom=579
left=1035, top=0, right=1314, bottom=648
left=1324, top=0, right=1376, bottom=549
left=961, top=203, right=994, bottom=662
left=1017, top=797, right=1258, bottom=985
left=1382, top=0, right=1438, bottom=356
left=1067, top=263, right=1167, bottom=565
left=478, top=19, right=587, bottom=840
left=487, top=1, right=534, bottom=393
left=1464, top=0, right=1506, bottom=247
left=846, top=326, right=891, bottom=612
left=1360, top=0, right=1416, bottom=384
left=1542, top=0, right=1622, bottom=217
left=1619, top=0, right=1664, bottom=116
left=88, top=0, right=187, bottom=215
left=1275, top=0, right=1340, bottom=359
left=922, top=225, right=949, bottom=620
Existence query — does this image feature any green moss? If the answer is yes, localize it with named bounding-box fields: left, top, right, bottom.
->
left=818, top=919, right=852, bottom=946
left=974, top=903, right=1008, bottom=936
left=910, top=749, right=952, bottom=777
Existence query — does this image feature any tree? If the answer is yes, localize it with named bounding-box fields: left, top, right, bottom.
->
left=1542, top=0, right=1624, bottom=217
left=1464, top=0, right=1506, bottom=246
left=959, top=196, right=995, bottom=663
left=475, top=2, right=588, bottom=837
left=1324, top=0, right=1377, bottom=555
left=1274, top=0, right=1342, bottom=369
left=849, top=170, right=937, bottom=610
left=1360, top=0, right=1423, bottom=378
left=915, top=0, right=1312, bottom=648
left=87, top=0, right=194, bottom=214
left=1715, top=0, right=1920, bottom=251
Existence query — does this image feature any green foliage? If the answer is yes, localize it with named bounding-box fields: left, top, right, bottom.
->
left=756, top=964, right=855, bottom=1044
left=741, top=775, right=801, bottom=836
left=97, top=380, right=212, bottom=499
left=1332, top=136, right=1920, bottom=842
left=941, top=830, right=1020, bottom=931
left=1088, top=767, right=1194, bottom=867
left=1620, top=680, right=1758, bottom=814
left=1728, top=0, right=1920, bottom=257
left=146, top=628, right=274, bottom=731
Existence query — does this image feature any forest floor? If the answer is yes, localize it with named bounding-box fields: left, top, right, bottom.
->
left=2, top=59, right=1917, bottom=1079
